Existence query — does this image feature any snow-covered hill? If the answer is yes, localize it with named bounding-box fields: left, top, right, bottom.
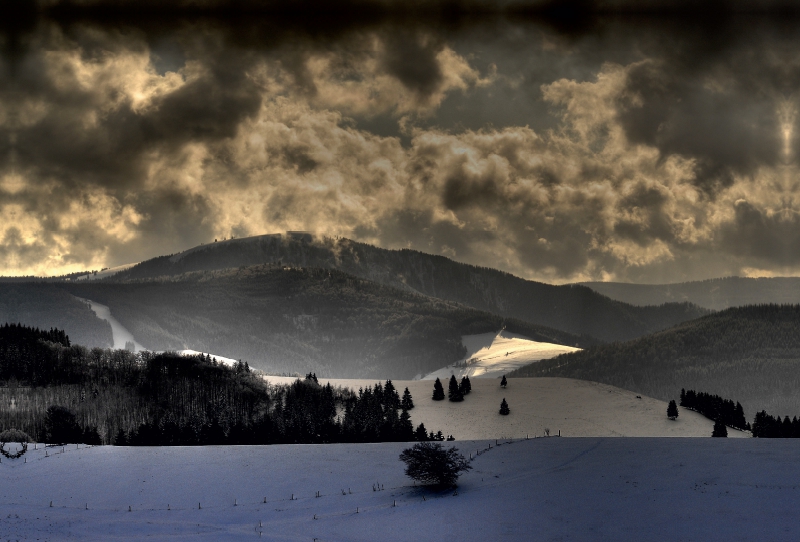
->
left=1, top=438, right=795, bottom=540
left=263, top=377, right=748, bottom=439
left=422, top=330, right=580, bottom=380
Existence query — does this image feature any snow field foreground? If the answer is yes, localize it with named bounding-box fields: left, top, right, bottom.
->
left=1, top=439, right=798, bottom=541
left=264, top=377, right=749, bottom=438
left=422, top=330, right=581, bottom=380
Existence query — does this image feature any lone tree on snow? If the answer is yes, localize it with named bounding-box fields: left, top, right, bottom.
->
left=399, top=442, right=472, bottom=487
left=402, top=388, right=414, bottom=410
left=712, top=419, right=728, bottom=437
left=667, top=400, right=679, bottom=420
left=448, top=375, right=464, bottom=402
left=499, top=398, right=510, bottom=415
left=500, top=375, right=508, bottom=388
left=432, top=378, right=445, bottom=401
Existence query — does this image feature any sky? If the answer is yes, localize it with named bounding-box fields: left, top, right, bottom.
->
left=2, top=1, right=800, bottom=283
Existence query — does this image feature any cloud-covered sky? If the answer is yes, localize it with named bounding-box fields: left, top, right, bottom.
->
left=2, top=3, right=800, bottom=283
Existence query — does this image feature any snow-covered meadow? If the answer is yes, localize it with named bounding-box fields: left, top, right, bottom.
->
left=264, top=377, right=748, bottom=439
left=1, top=438, right=798, bottom=540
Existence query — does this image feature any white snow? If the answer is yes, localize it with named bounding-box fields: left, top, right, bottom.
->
left=1, top=437, right=795, bottom=540
left=262, top=377, right=749, bottom=439
left=78, top=298, right=147, bottom=352
left=177, top=350, right=242, bottom=367
left=422, top=330, right=581, bottom=380
left=73, top=262, right=138, bottom=281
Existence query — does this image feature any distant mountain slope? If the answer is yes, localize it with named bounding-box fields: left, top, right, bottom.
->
left=510, top=304, right=800, bottom=417
left=108, top=234, right=707, bottom=342
left=581, top=277, right=800, bottom=310
left=0, top=283, right=113, bottom=348
left=63, top=266, right=588, bottom=379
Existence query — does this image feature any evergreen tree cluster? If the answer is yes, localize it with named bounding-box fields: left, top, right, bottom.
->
left=0, top=326, right=445, bottom=445
left=680, top=389, right=749, bottom=431
left=0, top=323, right=73, bottom=385
left=751, top=410, right=800, bottom=438
left=448, top=375, right=463, bottom=402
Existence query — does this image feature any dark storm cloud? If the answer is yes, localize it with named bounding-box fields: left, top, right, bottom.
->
left=2, top=5, right=800, bottom=282
left=717, top=200, right=800, bottom=265
left=614, top=27, right=786, bottom=195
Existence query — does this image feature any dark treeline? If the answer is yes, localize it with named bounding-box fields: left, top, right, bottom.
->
left=751, top=411, right=800, bottom=438
left=679, top=388, right=749, bottom=431
left=0, top=324, right=439, bottom=445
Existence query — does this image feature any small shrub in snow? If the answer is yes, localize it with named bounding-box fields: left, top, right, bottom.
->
left=500, top=375, right=507, bottom=388
left=399, top=442, right=472, bottom=487
left=499, top=398, right=510, bottom=415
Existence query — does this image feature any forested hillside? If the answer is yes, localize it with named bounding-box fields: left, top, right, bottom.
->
left=0, top=284, right=112, bottom=348
left=510, top=305, right=800, bottom=417
left=63, top=266, right=589, bottom=378
left=108, top=234, right=707, bottom=343
left=581, top=277, right=800, bottom=310
left=0, top=324, right=438, bottom=445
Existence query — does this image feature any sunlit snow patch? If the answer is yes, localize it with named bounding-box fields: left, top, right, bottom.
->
left=421, top=330, right=581, bottom=380
left=177, top=350, right=242, bottom=367
left=73, top=262, right=138, bottom=281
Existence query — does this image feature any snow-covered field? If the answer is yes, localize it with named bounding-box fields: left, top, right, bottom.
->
left=1, top=438, right=796, bottom=541
left=422, top=331, right=581, bottom=380
left=264, top=377, right=748, bottom=439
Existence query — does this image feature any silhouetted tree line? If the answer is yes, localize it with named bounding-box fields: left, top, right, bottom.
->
left=680, top=388, right=749, bottom=431
left=0, top=325, right=443, bottom=445
left=751, top=410, right=800, bottom=438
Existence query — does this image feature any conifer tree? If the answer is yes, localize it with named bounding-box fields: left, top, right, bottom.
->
left=712, top=419, right=728, bottom=437
left=113, top=428, right=128, bottom=446
left=667, top=400, right=679, bottom=420
left=398, top=409, right=414, bottom=441
left=414, top=423, right=429, bottom=441
left=401, top=387, right=415, bottom=410
left=459, top=376, right=471, bottom=395
left=500, top=375, right=507, bottom=388
left=448, top=375, right=464, bottom=402
left=432, top=378, right=445, bottom=401
left=499, top=398, right=510, bottom=415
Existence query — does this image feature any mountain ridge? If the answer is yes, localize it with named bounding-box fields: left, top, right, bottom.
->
left=104, top=233, right=708, bottom=343
left=509, top=303, right=800, bottom=417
